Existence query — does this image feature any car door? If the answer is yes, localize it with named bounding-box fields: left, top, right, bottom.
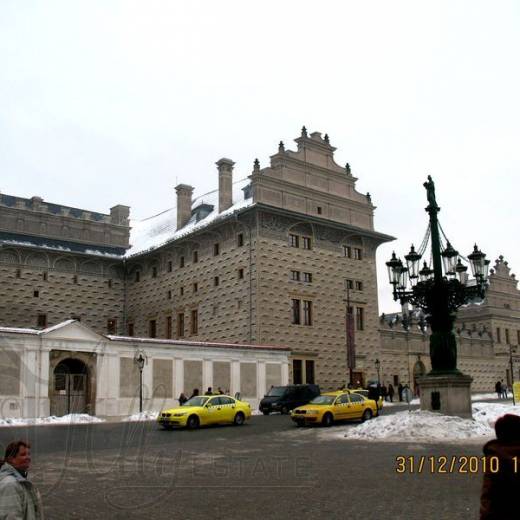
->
left=348, top=393, right=365, bottom=420
left=218, top=396, right=236, bottom=423
left=332, top=393, right=351, bottom=421
left=203, top=397, right=222, bottom=425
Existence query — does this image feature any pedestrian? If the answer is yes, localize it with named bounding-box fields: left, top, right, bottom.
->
left=217, top=387, right=224, bottom=395
left=189, top=388, right=199, bottom=399
left=205, top=387, right=213, bottom=395
left=178, top=392, right=188, bottom=405
left=480, top=414, right=520, bottom=519
left=500, top=381, right=508, bottom=399
left=494, top=380, right=502, bottom=399
left=381, top=384, right=388, bottom=402
left=0, top=440, right=43, bottom=519
left=388, top=383, right=395, bottom=403
left=398, top=383, right=403, bottom=402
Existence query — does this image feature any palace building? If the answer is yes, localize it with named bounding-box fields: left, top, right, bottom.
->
left=0, top=129, right=394, bottom=417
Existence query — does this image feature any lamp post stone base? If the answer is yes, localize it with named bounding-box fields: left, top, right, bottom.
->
left=417, top=373, right=473, bottom=419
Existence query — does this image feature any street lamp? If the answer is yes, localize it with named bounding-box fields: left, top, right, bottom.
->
left=134, top=352, right=146, bottom=413
left=375, top=358, right=381, bottom=385
left=385, top=176, right=489, bottom=375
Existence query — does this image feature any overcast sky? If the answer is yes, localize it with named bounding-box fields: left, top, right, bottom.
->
left=1, top=1, right=519, bottom=313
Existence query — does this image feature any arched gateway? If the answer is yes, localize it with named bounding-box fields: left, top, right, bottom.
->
left=50, top=357, right=91, bottom=416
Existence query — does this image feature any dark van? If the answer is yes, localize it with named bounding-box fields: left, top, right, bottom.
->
left=259, top=384, right=320, bottom=415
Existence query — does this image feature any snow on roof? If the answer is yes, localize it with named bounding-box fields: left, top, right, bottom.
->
left=0, top=320, right=77, bottom=336
left=127, top=177, right=253, bottom=257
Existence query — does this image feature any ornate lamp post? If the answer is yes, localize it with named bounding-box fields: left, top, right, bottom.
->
left=375, top=358, right=381, bottom=385
left=385, top=176, right=490, bottom=417
left=134, top=352, right=146, bottom=413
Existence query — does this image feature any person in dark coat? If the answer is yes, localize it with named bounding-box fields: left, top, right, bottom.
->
left=494, top=380, right=501, bottom=399
left=189, top=388, right=199, bottom=399
left=480, top=414, right=520, bottom=519
left=178, top=393, right=188, bottom=405
left=381, top=384, right=388, bottom=402
left=398, top=383, right=403, bottom=402
left=388, top=383, right=395, bottom=403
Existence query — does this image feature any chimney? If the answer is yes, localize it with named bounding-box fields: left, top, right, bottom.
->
left=110, top=205, right=130, bottom=225
left=216, top=158, right=234, bottom=213
left=175, top=184, right=194, bottom=230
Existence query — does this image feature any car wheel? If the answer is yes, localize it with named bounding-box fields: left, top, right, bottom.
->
left=262, top=410, right=270, bottom=416
left=234, top=412, right=245, bottom=426
left=281, top=405, right=289, bottom=415
left=322, top=413, right=333, bottom=427
left=362, top=409, right=373, bottom=422
left=187, top=415, right=200, bottom=429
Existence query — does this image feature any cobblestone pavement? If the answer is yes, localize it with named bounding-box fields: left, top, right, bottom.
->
left=0, top=410, right=484, bottom=519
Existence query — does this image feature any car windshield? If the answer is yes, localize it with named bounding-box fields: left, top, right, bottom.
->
left=183, top=396, right=209, bottom=407
left=309, top=395, right=335, bottom=405
left=266, top=386, right=287, bottom=397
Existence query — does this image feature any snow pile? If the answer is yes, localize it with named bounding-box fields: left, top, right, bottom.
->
left=472, top=393, right=501, bottom=401
left=124, top=411, right=159, bottom=422
left=324, top=402, right=520, bottom=443
left=0, top=414, right=105, bottom=427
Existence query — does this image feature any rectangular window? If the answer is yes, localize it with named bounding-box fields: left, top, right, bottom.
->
left=214, top=276, right=220, bottom=287
left=135, top=271, right=140, bottom=283
left=193, top=282, right=198, bottom=293
left=177, top=313, right=185, bottom=338
left=302, top=237, right=311, bottom=250
left=33, top=289, right=39, bottom=298
left=43, top=272, right=48, bottom=281
left=237, top=233, right=244, bottom=247
left=16, top=269, right=21, bottom=278
left=152, top=266, right=158, bottom=278
left=496, top=328, right=501, bottom=343
left=517, top=330, right=520, bottom=345
left=293, top=359, right=303, bottom=384
left=166, top=316, right=172, bottom=339
left=289, top=234, right=299, bottom=248
left=291, top=299, right=301, bottom=325
left=108, top=279, right=112, bottom=289
left=505, top=329, right=510, bottom=344
left=238, top=268, right=244, bottom=279
left=317, top=207, right=322, bottom=215
left=356, top=307, right=364, bottom=331
left=303, top=300, right=312, bottom=326
left=305, top=360, right=315, bottom=384
left=179, top=256, right=185, bottom=268
left=291, top=270, right=300, bottom=281
left=355, top=281, right=363, bottom=291
left=193, top=251, right=198, bottom=263
left=191, top=309, right=198, bottom=335
left=149, top=319, right=157, bottom=338
left=37, top=314, right=47, bottom=328
left=303, top=272, right=312, bottom=283
left=107, top=319, right=117, bottom=335
left=168, top=261, right=172, bottom=272
left=167, top=290, right=172, bottom=300
left=73, top=274, right=79, bottom=284
left=127, top=323, right=134, bottom=337
left=354, top=248, right=363, bottom=260
left=213, top=243, right=220, bottom=256
left=343, top=245, right=352, bottom=258
left=180, top=286, right=184, bottom=296
left=346, top=279, right=354, bottom=290
left=393, top=375, right=399, bottom=386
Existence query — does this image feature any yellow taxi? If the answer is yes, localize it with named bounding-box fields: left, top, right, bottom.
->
left=291, top=390, right=378, bottom=427
left=157, top=394, right=252, bottom=429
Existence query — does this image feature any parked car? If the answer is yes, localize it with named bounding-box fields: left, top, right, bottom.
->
left=259, top=384, right=320, bottom=415
left=157, top=394, right=251, bottom=429
left=291, top=390, right=378, bottom=427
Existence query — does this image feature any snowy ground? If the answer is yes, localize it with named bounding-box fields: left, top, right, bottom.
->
left=321, top=402, right=520, bottom=443
left=124, top=411, right=160, bottom=421
left=0, top=414, right=105, bottom=427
